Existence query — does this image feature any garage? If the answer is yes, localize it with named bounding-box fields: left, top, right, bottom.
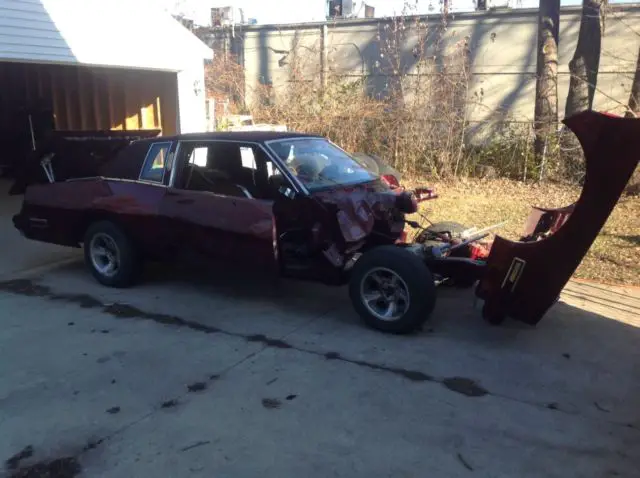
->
left=0, top=0, right=212, bottom=276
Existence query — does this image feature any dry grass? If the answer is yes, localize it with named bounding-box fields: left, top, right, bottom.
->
left=406, top=178, right=640, bottom=286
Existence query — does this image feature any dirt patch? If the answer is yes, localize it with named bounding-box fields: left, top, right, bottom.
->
left=246, top=334, right=292, bottom=349
left=325, top=350, right=433, bottom=382
left=82, top=439, right=104, bottom=452
left=50, top=293, right=103, bottom=309
left=261, top=398, right=282, bottom=409
left=6, top=446, right=33, bottom=470
left=442, top=377, right=488, bottom=397
left=103, top=303, right=221, bottom=334
left=8, top=457, right=80, bottom=478
left=180, top=441, right=210, bottom=452
left=0, top=279, right=50, bottom=296
left=161, top=399, right=179, bottom=409
left=187, top=382, right=207, bottom=393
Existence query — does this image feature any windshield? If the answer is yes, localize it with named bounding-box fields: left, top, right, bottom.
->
left=268, top=138, right=377, bottom=191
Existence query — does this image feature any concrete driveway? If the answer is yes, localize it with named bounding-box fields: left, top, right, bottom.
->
left=1, top=249, right=639, bottom=477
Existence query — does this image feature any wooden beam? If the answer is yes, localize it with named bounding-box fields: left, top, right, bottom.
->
left=155, top=95, right=163, bottom=132
left=124, top=72, right=140, bottom=130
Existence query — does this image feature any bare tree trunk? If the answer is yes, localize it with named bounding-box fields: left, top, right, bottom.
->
left=534, top=0, right=560, bottom=160
left=565, top=0, right=607, bottom=117
left=626, top=46, right=640, bottom=118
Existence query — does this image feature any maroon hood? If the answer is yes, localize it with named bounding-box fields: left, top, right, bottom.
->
left=311, top=180, right=415, bottom=243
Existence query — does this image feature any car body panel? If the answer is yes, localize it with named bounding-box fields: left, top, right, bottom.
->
left=160, top=188, right=277, bottom=272
left=475, top=110, right=640, bottom=324
left=311, top=180, right=408, bottom=245
left=12, top=131, right=394, bottom=278
left=14, top=178, right=168, bottom=250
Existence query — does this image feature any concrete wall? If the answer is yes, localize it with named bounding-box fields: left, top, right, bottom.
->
left=202, top=5, right=640, bottom=127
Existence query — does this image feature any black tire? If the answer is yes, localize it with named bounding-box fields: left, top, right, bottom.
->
left=349, top=246, right=437, bottom=334
left=83, top=221, right=140, bottom=288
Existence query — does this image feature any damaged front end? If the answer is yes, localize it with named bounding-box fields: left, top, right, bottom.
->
left=305, top=110, right=637, bottom=331
left=276, top=176, right=434, bottom=285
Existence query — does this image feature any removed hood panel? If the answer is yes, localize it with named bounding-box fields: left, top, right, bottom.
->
left=476, top=110, right=640, bottom=325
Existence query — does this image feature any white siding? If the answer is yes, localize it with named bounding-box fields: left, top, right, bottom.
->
left=0, top=0, right=76, bottom=63
left=177, top=62, right=207, bottom=134
left=0, top=0, right=212, bottom=71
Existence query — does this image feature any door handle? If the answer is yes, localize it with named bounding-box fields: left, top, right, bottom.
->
left=177, top=198, right=194, bottom=205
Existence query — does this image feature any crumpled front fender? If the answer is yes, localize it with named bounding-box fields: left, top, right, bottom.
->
left=475, top=110, right=639, bottom=325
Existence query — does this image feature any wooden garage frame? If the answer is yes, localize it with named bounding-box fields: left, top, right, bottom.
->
left=0, top=62, right=179, bottom=135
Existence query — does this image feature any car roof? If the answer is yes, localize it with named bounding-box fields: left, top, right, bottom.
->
left=136, top=131, right=323, bottom=145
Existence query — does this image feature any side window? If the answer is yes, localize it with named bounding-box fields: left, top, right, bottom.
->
left=179, top=142, right=288, bottom=200
left=189, top=147, right=208, bottom=167
left=140, top=142, right=171, bottom=183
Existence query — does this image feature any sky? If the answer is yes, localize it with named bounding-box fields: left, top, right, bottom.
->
left=154, top=0, right=629, bottom=26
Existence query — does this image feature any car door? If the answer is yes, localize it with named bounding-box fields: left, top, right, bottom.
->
left=159, top=140, right=279, bottom=274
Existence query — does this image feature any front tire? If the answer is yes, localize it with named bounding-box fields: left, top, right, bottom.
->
left=83, top=221, right=140, bottom=288
left=349, top=246, right=436, bottom=334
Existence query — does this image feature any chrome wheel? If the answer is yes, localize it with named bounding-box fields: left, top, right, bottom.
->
left=89, top=232, right=121, bottom=278
left=359, top=267, right=410, bottom=322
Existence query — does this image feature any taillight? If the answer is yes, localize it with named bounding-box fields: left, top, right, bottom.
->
left=381, top=174, right=400, bottom=189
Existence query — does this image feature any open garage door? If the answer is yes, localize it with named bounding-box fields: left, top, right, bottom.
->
left=0, top=61, right=179, bottom=177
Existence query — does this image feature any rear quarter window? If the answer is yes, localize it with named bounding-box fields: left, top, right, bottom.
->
left=140, top=142, right=171, bottom=183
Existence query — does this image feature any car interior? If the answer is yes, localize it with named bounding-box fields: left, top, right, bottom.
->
left=177, top=142, right=286, bottom=200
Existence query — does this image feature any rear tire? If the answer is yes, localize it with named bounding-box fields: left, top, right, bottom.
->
left=83, top=221, right=140, bottom=288
left=349, top=246, right=436, bottom=334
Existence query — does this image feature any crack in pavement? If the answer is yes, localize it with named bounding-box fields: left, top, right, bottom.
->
left=1, top=278, right=638, bottom=432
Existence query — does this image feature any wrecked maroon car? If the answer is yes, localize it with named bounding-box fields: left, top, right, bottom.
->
left=10, top=110, right=639, bottom=333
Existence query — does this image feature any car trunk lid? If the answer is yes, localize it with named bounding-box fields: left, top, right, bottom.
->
left=8, top=129, right=160, bottom=195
